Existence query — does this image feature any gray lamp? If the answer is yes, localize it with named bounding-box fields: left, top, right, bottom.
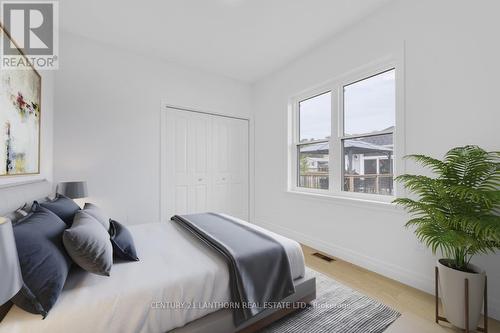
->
left=0, top=217, right=23, bottom=305
left=58, top=181, right=88, bottom=199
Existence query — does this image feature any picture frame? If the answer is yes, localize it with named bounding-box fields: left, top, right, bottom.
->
left=0, top=23, right=42, bottom=177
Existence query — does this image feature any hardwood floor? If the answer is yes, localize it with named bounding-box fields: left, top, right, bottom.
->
left=301, top=245, right=500, bottom=333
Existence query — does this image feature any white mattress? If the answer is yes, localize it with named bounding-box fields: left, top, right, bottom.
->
left=0, top=220, right=305, bottom=333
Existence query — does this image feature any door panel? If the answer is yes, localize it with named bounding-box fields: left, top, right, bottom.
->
left=174, top=186, right=188, bottom=215
left=166, top=108, right=248, bottom=220
left=211, top=115, right=248, bottom=219
left=193, top=185, right=208, bottom=213
left=192, top=114, right=209, bottom=177
left=213, top=119, right=229, bottom=175
left=229, top=183, right=243, bottom=217
left=213, top=183, right=229, bottom=212
left=174, top=117, right=188, bottom=176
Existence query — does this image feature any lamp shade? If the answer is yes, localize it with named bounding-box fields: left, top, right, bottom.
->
left=58, top=181, right=88, bottom=199
left=0, top=217, right=23, bottom=305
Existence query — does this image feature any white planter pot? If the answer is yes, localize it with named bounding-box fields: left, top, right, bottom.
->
left=437, top=259, right=485, bottom=330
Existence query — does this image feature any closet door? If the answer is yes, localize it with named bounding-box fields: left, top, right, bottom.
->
left=166, top=109, right=211, bottom=216
left=165, top=108, right=248, bottom=220
left=212, top=116, right=249, bottom=220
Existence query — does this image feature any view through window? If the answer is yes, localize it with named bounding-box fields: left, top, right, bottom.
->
left=294, top=67, right=396, bottom=196
left=342, top=69, right=395, bottom=195
left=298, top=92, right=331, bottom=190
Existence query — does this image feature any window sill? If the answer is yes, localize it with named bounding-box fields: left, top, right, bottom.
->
left=286, top=188, right=403, bottom=213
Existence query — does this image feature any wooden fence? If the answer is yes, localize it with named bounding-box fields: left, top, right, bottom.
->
left=299, top=172, right=393, bottom=195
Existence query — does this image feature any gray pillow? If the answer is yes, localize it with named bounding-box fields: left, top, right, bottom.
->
left=83, top=203, right=110, bottom=231
left=5, top=203, right=31, bottom=225
left=40, top=194, right=81, bottom=226
left=63, top=211, right=113, bottom=276
left=11, top=203, right=72, bottom=317
left=110, top=219, right=139, bottom=261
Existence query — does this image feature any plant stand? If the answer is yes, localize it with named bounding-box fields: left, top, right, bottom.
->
left=435, top=267, right=488, bottom=333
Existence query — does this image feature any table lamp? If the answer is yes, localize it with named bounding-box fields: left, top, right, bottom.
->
left=57, top=181, right=88, bottom=199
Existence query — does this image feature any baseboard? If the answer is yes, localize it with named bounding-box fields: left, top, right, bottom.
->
left=489, top=298, right=500, bottom=323
left=255, top=219, right=500, bottom=321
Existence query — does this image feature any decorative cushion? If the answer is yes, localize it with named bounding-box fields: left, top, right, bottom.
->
left=11, top=203, right=72, bottom=317
left=110, top=220, right=139, bottom=261
left=40, top=194, right=80, bottom=226
left=63, top=211, right=113, bottom=276
left=83, top=203, right=110, bottom=231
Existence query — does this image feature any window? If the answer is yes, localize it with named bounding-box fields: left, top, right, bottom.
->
left=291, top=66, right=397, bottom=199
left=342, top=69, right=395, bottom=195
left=343, top=70, right=395, bottom=136
left=297, top=92, right=331, bottom=190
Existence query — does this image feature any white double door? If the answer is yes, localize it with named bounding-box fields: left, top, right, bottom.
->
left=165, top=108, right=249, bottom=220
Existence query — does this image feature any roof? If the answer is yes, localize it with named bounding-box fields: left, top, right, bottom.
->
left=300, top=138, right=392, bottom=154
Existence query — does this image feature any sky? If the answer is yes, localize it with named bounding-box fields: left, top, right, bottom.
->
left=299, top=69, right=395, bottom=141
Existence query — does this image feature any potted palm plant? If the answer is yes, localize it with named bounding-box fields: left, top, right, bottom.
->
left=394, top=145, right=500, bottom=330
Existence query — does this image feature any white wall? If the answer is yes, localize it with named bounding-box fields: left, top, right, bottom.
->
left=54, top=32, right=252, bottom=225
left=53, top=0, right=500, bottom=319
left=252, top=0, right=500, bottom=319
left=0, top=70, right=55, bottom=187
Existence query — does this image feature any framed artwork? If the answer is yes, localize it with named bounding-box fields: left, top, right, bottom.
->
left=0, top=24, right=41, bottom=176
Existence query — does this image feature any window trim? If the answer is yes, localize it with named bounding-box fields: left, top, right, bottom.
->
left=287, top=56, right=405, bottom=203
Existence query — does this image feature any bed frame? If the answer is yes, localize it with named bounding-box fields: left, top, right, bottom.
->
left=0, top=180, right=317, bottom=332
left=171, top=274, right=316, bottom=333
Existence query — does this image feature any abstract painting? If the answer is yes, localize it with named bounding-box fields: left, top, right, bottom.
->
left=0, top=26, right=41, bottom=176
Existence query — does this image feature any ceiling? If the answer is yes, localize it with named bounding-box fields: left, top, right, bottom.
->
left=60, top=0, right=392, bottom=82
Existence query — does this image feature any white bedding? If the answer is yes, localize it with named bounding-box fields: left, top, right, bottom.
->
left=0, top=219, right=305, bottom=333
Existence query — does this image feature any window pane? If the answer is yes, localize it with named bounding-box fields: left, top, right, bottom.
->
left=343, top=69, right=395, bottom=136
left=299, top=91, right=331, bottom=142
left=379, top=158, right=391, bottom=174
left=298, top=142, right=329, bottom=190
left=343, top=134, right=393, bottom=195
left=364, top=159, right=377, bottom=174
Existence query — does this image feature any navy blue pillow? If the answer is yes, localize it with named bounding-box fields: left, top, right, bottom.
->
left=11, top=203, right=72, bottom=317
left=109, top=220, right=139, bottom=261
left=40, top=194, right=80, bottom=226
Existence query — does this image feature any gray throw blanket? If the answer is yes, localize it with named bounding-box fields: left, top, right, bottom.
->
left=171, top=213, right=295, bottom=325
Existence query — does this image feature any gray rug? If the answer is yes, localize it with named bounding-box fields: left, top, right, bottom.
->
left=261, top=268, right=401, bottom=333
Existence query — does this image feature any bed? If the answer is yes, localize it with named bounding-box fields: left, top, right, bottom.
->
left=0, top=181, right=316, bottom=333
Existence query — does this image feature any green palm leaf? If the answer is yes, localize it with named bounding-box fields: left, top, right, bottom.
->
left=394, top=145, right=500, bottom=271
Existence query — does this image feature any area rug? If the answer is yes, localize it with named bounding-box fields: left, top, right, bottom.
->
left=261, top=268, right=401, bottom=333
